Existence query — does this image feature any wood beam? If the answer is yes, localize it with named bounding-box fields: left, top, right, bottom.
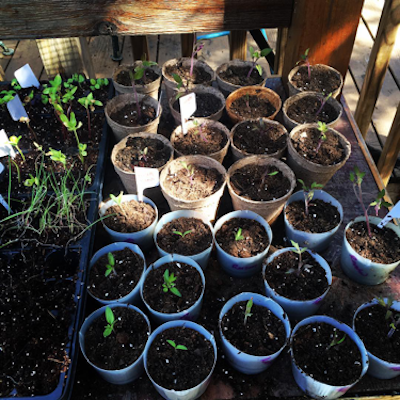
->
left=0, top=65, right=4, bottom=81
left=181, top=34, right=195, bottom=58
left=230, top=31, right=247, bottom=60
left=274, top=27, right=288, bottom=76
left=130, top=36, right=149, bottom=61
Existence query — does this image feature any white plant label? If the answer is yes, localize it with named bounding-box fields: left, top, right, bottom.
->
left=0, top=130, right=16, bottom=158
left=14, top=64, right=40, bottom=88
left=179, top=92, right=196, bottom=134
left=0, top=194, right=12, bottom=213
left=156, top=90, right=163, bottom=118
left=378, top=200, right=400, bottom=228
left=0, top=162, right=4, bottom=175
left=134, top=166, right=160, bottom=202
left=7, top=95, right=28, bottom=121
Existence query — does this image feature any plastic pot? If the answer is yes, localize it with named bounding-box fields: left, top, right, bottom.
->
left=79, top=303, right=151, bottom=385
left=353, top=298, right=400, bottom=379
left=282, top=92, right=343, bottom=131
left=105, top=93, right=162, bottom=142
left=143, top=320, right=217, bottom=400
left=214, top=210, right=273, bottom=278
left=263, top=248, right=333, bottom=320
left=287, top=64, right=344, bottom=99
left=112, top=62, right=162, bottom=99
left=284, top=190, right=343, bottom=252
left=140, top=254, right=206, bottom=324
left=170, top=118, right=230, bottom=163
left=99, top=194, right=158, bottom=250
left=341, top=216, right=400, bottom=285
left=219, top=292, right=290, bottom=374
left=289, top=315, right=368, bottom=399
left=88, top=242, right=146, bottom=306
left=225, top=86, right=282, bottom=125
left=227, top=155, right=296, bottom=224
left=216, top=59, right=268, bottom=97
left=160, top=155, right=227, bottom=222
left=286, top=123, right=351, bottom=186
left=154, top=210, right=214, bottom=270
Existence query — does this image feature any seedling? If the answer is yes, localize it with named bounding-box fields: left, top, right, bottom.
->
left=173, top=230, right=192, bottom=238
left=260, top=168, right=279, bottom=189
left=110, top=191, right=128, bottom=218
left=46, top=148, right=67, bottom=169
left=24, top=173, right=40, bottom=188
left=235, top=228, right=244, bottom=241
left=244, top=297, right=253, bottom=325
left=315, top=92, right=332, bottom=116
left=192, top=120, right=208, bottom=142
left=244, top=94, right=251, bottom=113
left=105, top=252, right=116, bottom=277
left=328, top=329, right=346, bottom=349
left=370, top=189, right=392, bottom=217
left=129, top=70, right=142, bottom=120
left=247, top=46, right=272, bottom=78
left=62, top=86, right=78, bottom=105
left=173, top=74, right=189, bottom=100
left=7, top=135, right=25, bottom=162
left=167, top=340, right=188, bottom=351
left=376, top=296, right=400, bottom=338
left=288, top=240, right=308, bottom=276
left=162, top=269, right=182, bottom=297
left=132, top=58, right=158, bottom=81
left=180, top=161, right=195, bottom=185
left=19, top=116, right=39, bottom=142
left=78, top=92, right=103, bottom=141
left=315, top=121, right=328, bottom=153
left=0, top=89, right=16, bottom=106
left=60, top=112, right=86, bottom=164
left=296, top=48, right=311, bottom=79
left=103, top=307, right=116, bottom=337
left=139, top=147, right=148, bottom=162
left=297, top=179, right=324, bottom=217
left=190, top=40, right=205, bottom=77
left=11, top=78, right=22, bottom=91
left=89, top=78, right=109, bottom=92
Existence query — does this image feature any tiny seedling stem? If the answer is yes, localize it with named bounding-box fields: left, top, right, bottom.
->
left=129, top=70, right=141, bottom=120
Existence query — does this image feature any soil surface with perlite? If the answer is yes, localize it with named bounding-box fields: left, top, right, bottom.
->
left=346, top=221, right=400, bottom=264
left=291, top=127, right=346, bottom=165
left=221, top=301, right=286, bottom=355
left=84, top=307, right=149, bottom=370
left=173, top=93, right=222, bottom=118
left=165, top=60, right=212, bottom=85
left=89, top=248, right=144, bottom=300
left=285, top=199, right=341, bottom=233
left=146, top=326, right=215, bottom=391
left=219, top=65, right=264, bottom=86
left=355, top=304, right=400, bottom=364
left=157, top=217, right=213, bottom=256
left=230, top=94, right=276, bottom=120
left=110, top=103, right=156, bottom=127
left=292, top=322, right=363, bottom=386
left=264, top=251, right=329, bottom=301
left=142, top=262, right=203, bottom=314
left=291, top=65, right=341, bottom=94
left=215, top=218, right=269, bottom=258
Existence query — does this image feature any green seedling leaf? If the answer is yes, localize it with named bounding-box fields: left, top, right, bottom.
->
left=235, top=228, right=244, bottom=241
left=244, top=297, right=253, bottom=325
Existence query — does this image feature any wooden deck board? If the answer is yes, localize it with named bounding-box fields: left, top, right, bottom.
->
left=0, top=39, right=19, bottom=73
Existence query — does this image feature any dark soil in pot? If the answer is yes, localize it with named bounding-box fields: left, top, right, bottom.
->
left=103, top=200, right=156, bottom=233
left=88, top=248, right=145, bottom=300
left=219, top=66, right=264, bottom=86
left=230, top=95, right=276, bottom=120
left=291, top=65, right=341, bottom=94
left=174, top=125, right=227, bottom=156
left=285, top=199, right=341, bottom=233
left=116, top=68, right=160, bottom=86
left=346, top=222, right=400, bottom=264
left=146, top=326, right=214, bottom=391
left=230, top=164, right=291, bottom=201
left=157, top=217, right=213, bottom=255
left=287, top=95, right=338, bottom=124
left=84, top=307, right=149, bottom=370
left=164, top=165, right=224, bottom=201
left=215, top=217, right=269, bottom=257
left=110, top=103, right=156, bottom=127
left=264, top=251, right=329, bottom=300
left=355, top=304, right=400, bottom=363
left=172, top=93, right=222, bottom=118
left=292, top=322, right=363, bottom=386
left=221, top=301, right=286, bottom=355
left=142, top=261, right=203, bottom=313
left=291, top=127, right=346, bottom=165
left=233, top=121, right=287, bottom=155
left=115, top=137, right=171, bottom=170
left=165, top=61, right=212, bottom=85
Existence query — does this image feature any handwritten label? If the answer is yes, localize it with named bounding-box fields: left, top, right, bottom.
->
left=0, top=194, right=12, bottom=213
left=0, top=130, right=16, bottom=158
left=378, top=201, right=400, bottom=228
left=7, top=95, right=28, bottom=121
left=179, top=93, right=196, bottom=134
left=134, top=167, right=160, bottom=202
left=14, top=64, right=40, bottom=88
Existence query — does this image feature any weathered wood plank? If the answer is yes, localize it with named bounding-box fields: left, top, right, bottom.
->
left=0, top=0, right=293, bottom=39
left=88, top=36, right=118, bottom=78
left=130, top=36, right=149, bottom=60
left=0, top=64, right=4, bottom=81
left=0, top=39, right=18, bottom=73
left=181, top=34, right=195, bottom=58
left=229, top=31, right=247, bottom=60
left=274, top=27, right=288, bottom=75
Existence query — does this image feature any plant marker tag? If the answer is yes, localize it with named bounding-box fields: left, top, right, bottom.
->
left=0, top=130, right=16, bottom=158
left=0, top=194, right=12, bottom=213
left=7, top=95, right=28, bottom=121
left=378, top=201, right=400, bottom=228
left=0, top=162, right=4, bottom=175
left=179, top=92, right=196, bottom=134
left=156, top=91, right=162, bottom=118
left=134, top=167, right=160, bottom=202
left=14, top=64, right=40, bottom=88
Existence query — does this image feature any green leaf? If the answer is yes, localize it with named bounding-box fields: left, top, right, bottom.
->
left=255, top=64, right=263, bottom=76
left=107, top=252, right=115, bottom=266
left=176, top=345, right=188, bottom=350
left=105, top=268, right=112, bottom=277
left=90, top=79, right=96, bottom=85
left=260, top=48, right=272, bottom=57
left=167, top=339, right=176, bottom=348
left=103, top=326, right=112, bottom=337
left=268, top=171, right=279, bottom=176
left=134, top=68, right=145, bottom=81
left=105, top=306, right=115, bottom=325
left=170, top=287, right=182, bottom=297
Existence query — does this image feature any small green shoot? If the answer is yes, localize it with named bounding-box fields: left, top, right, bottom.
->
left=20, top=116, right=39, bottom=142
left=163, top=269, right=181, bottom=297
left=105, top=252, right=116, bottom=277
left=244, top=297, right=253, bottom=325
left=78, top=92, right=103, bottom=141
left=370, top=189, right=392, bottom=217
left=139, top=147, right=148, bottom=162
left=90, top=78, right=109, bottom=91
left=173, top=230, right=192, bottom=238
left=24, top=173, right=40, bottom=188
left=315, top=93, right=332, bottom=116
left=0, top=89, right=16, bottom=106
left=328, top=329, right=346, bottom=349
left=376, top=296, right=400, bottom=338
left=180, top=161, right=195, bottom=184
left=173, top=73, right=189, bottom=100
left=103, top=307, right=116, bottom=338
left=110, top=191, right=127, bottom=218
left=315, top=121, right=328, bottom=153
left=11, top=78, right=22, bottom=91
left=297, top=179, right=323, bottom=217
left=46, top=148, right=67, bottom=169
left=288, top=240, right=308, bottom=276
left=296, top=48, right=311, bottom=79
left=260, top=168, right=279, bottom=189
left=247, top=46, right=272, bottom=78
left=7, top=135, right=25, bottom=162
left=167, top=340, right=188, bottom=351
left=235, top=228, right=244, bottom=241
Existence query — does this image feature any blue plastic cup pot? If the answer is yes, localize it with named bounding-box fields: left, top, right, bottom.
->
left=143, top=320, right=217, bottom=400
left=98, top=194, right=158, bottom=250
left=353, top=299, right=400, bottom=379
left=88, top=242, right=146, bottom=306
left=219, top=292, right=291, bottom=374
left=214, top=210, right=273, bottom=278
left=140, top=254, right=205, bottom=325
left=290, top=315, right=369, bottom=399
left=154, top=210, right=214, bottom=270
left=284, top=190, right=343, bottom=252
left=263, top=248, right=332, bottom=320
left=79, top=303, right=151, bottom=385
left=341, top=216, right=400, bottom=285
